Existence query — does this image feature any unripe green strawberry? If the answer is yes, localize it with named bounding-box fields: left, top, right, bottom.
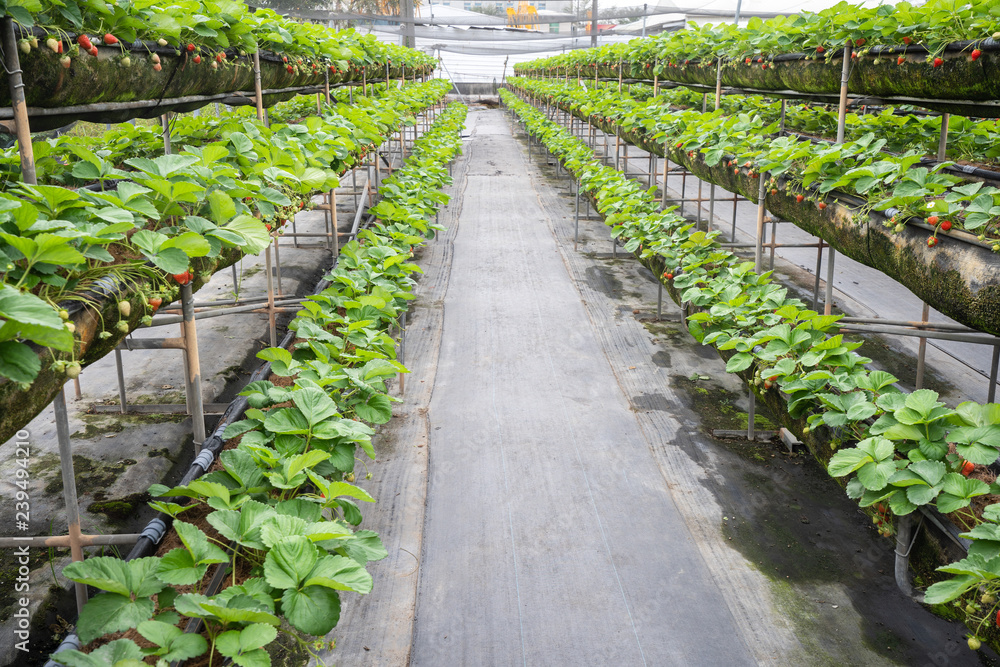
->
left=118, top=301, right=131, bottom=317
left=116, top=320, right=129, bottom=333
left=65, top=362, right=82, bottom=379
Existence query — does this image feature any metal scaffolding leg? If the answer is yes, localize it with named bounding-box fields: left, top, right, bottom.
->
left=180, top=284, right=206, bottom=451
left=264, top=242, right=279, bottom=349
left=824, top=247, right=837, bottom=316
left=114, top=349, right=127, bottom=414
left=54, top=390, right=87, bottom=615
left=915, top=302, right=930, bottom=389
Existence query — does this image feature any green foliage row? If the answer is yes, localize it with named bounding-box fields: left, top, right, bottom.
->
left=502, top=86, right=1000, bottom=650
left=52, top=100, right=468, bottom=667
left=0, top=79, right=450, bottom=390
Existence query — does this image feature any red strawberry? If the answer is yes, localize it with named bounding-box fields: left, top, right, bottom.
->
left=927, top=237, right=939, bottom=247
left=961, top=460, right=975, bottom=476
left=855, top=38, right=866, bottom=46
left=186, top=43, right=195, bottom=52
left=771, top=188, right=778, bottom=195
left=762, top=63, right=767, bottom=69
left=77, top=34, right=92, bottom=50
left=897, top=56, right=906, bottom=65
left=818, top=201, right=827, bottom=210
left=148, top=297, right=162, bottom=312
left=287, top=64, right=293, bottom=73
left=216, top=52, right=223, bottom=62
left=796, top=194, right=805, bottom=203
left=902, top=36, right=912, bottom=45
left=89, top=46, right=98, bottom=56
left=972, top=49, right=983, bottom=61
left=104, top=33, right=118, bottom=45
left=933, top=57, right=943, bottom=67
left=816, top=46, right=825, bottom=53
left=940, top=220, right=952, bottom=231
left=193, top=54, right=201, bottom=64
left=745, top=57, right=751, bottom=65
left=172, top=270, right=192, bottom=285
left=927, top=215, right=939, bottom=225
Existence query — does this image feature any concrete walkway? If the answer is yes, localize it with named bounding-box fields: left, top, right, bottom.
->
left=410, top=109, right=754, bottom=665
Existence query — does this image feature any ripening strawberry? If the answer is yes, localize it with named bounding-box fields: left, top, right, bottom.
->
left=46, top=37, right=60, bottom=53
left=153, top=63, right=162, bottom=71
left=151, top=53, right=160, bottom=64
left=60, top=55, right=71, bottom=68
left=928, top=237, right=939, bottom=247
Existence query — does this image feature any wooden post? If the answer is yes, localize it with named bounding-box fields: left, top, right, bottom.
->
left=253, top=50, right=265, bottom=122
left=2, top=19, right=35, bottom=184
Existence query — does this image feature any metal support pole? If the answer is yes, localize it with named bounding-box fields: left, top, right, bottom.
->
left=748, top=391, right=756, bottom=441
left=253, top=50, right=264, bottom=123
left=813, top=239, right=824, bottom=310
left=160, top=114, right=171, bottom=154
left=824, top=245, right=837, bottom=316
left=937, top=113, right=950, bottom=161
left=324, top=68, right=331, bottom=105
left=329, top=189, right=339, bottom=255
left=114, top=350, right=127, bottom=414
left=272, top=234, right=283, bottom=297
left=836, top=40, right=852, bottom=145
left=915, top=302, right=930, bottom=389
left=574, top=187, right=581, bottom=250
left=754, top=176, right=767, bottom=272
left=180, top=284, right=205, bottom=451
left=660, top=140, right=669, bottom=211
left=54, top=390, right=87, bottom=615
left=264, top=245, right=277, bottom=348
left=657, top=282, right=663, bottom=321
left=989, top=345, right=1000, bottom=403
